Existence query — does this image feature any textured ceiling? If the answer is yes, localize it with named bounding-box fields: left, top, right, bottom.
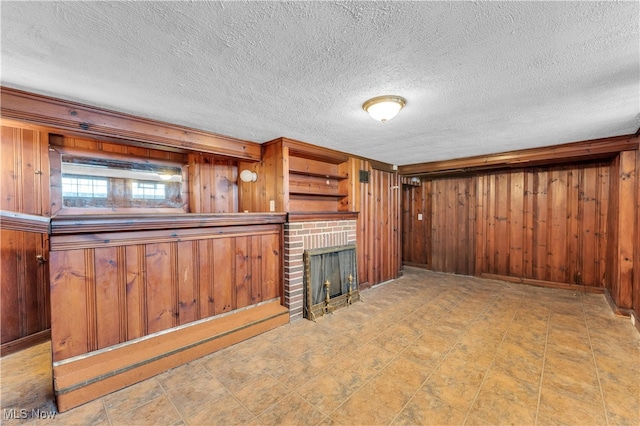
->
left=1, top=1, right=638, bottom=166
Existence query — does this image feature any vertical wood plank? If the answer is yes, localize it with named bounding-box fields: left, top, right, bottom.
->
left=508, top=171, right=524, bottom=277
left=262, top=233, right=280, bottom=300
left=50, top=250, right=88, bottom=361
left=177, top=241, right=197, bottom=325
left=235, top=236, right=251, bottom=309
left=125, top=245, right=145, bottom=340
left=250, top=235, right=263, bottom=304
left=145, top=243, right=174, bottom=334
left=94, top=246, right=121, bottom=349
left=197, top=240, right=214, bottom=319
left=213, top=238, right=234, bottom=313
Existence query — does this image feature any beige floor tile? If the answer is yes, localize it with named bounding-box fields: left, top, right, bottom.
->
left=181, top=394, right=257, bottom=426
left=258, top=392, right=326, bottom=426
left=538, top=388, right=607, bottom=425
left=156, top=360, right=212, bottom=392
left=269, top=357, right=323, bottom=390
left=347, top=341, right=396, bottom=372
left=3, top=268, right=639, bottom=425
left=421, top=360, right=485, bottom=410
left=600, top=378, right=640, bottom=426
left=204, top=356, right=265, bottom=392
left=103, top=378, right=165, bottom=415
left=39, top=399, right=107, bottom=426
left=329, top=384, right=401, bottom=426
left=110, top=395, right=181, bottom=426
left=296, top=371, right=361, bottom=414
left=467, top=369, right=538, bottom=425
left=492, top=340, right=543, bottom=386
left=164, top=374, right=228, bottom=420
left=232, top=375, right=290, bottom=416
left=394, top=391, right=467, bottom=426
left=541, top=366, right=601, bottom=403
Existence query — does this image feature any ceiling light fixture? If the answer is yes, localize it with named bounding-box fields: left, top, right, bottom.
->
left=362, top=95, right=406, bottom=123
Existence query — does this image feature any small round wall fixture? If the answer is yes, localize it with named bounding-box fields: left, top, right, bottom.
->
left=362, top=95, right=406, bottom=123
left=239, top=169, right=258, bottom=183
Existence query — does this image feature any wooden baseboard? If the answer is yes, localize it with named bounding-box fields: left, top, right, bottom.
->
left=603, top=289, right=632, bottom=317
left=402, top=262, right=430, bottom=270
left=0, top=329, right=51, bottom=357
left=631, top=311, right=640, bottom=334
left=53, top=301, right=289, bottom=412
left=481, top=273, right=606, bottom=294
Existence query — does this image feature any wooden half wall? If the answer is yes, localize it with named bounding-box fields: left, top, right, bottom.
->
left=49, top=213, right=287, bottom=411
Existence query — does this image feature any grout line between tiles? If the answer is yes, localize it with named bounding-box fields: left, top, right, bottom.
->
left=460, top=297, right=521, bottom=426
left=534, top=309, right=552, bottom=426
left=155, top=377, right=186, bottom=426
left=581, top=295, right=610, bottom=426
left=390, top=291, right=502, bottom=426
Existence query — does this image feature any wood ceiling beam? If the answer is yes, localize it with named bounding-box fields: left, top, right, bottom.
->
left=399, top=133, right=640, bottom=177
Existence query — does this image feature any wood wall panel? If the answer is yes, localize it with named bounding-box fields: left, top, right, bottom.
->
left=1, top=124, right=51, bottom=349
left=429, top=176, right=476, bottom=275
left=635, top=148, right=640, bottom=321
left=49, top=225, right=283, bottom=362
left=0, top=230, right=46, bottom=343
left=125, top=245, right=145, bottom=340
left=402, top=180, right=431, bottom=266
left=479, top=163, right=611, bottom=287
left=213, top=238, right=234, bottom=313
left=145, top=243, right=175, bottom=334
left=607, top=151, right=637, bottom=310
left=0, top=126, right=49, bottom=215
left=94, top=246, right=122, bottom=350
left=235, top=236, right=251, bottom=308
left=177, top=241, right=197, bottom=325
left=188, top=154, right=238, bottom=213
left=49, top=250, right=89, bottom=361
left=349, top=159, right=401, bottom=287
left=404, top=160, right=613, bottom=289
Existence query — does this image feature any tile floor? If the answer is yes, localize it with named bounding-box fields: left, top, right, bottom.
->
left=2, top=267, right=639, bottom=425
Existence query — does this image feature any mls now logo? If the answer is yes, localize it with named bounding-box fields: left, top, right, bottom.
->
left=3, top=408, right=56, bottom=420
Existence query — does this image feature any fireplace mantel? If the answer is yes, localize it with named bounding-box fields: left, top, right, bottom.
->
left=287, top=212, right=359, bottom=222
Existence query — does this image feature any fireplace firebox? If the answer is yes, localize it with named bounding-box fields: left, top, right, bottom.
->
left=303, top=244, right=359, bottom=320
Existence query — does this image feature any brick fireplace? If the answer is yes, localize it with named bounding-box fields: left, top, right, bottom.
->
left=283, top=213, right=358, bottom=321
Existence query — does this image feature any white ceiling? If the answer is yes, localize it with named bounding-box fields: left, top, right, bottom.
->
left=1, top=1, right=638, bottom=166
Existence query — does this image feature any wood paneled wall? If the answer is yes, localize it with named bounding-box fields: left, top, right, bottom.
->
left=345, top=159, right=402, bottom=287
left=49, top=224, right=282, bottom=362
left=635, top=148, right=640, bottom=325
left=477, top=162, right=611, bottom=287
left=403, top=146, right=640, bottom=315
left=607, top=150, right=638, bottom=312
left=1, top=125, right=50, bottom=215
left=402, top=175, right=477, bottom=275
left=51, top=134, right=186, bottom=163
left=1, top=124, right=51, bottom=347
left=188, top=154, right=238, bottom=213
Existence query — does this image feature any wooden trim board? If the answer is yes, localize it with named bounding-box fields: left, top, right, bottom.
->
left=0, top=329, right=51, bottom=357
left=53, top=300, right=289, bottom=412
left=481, top=273, right=606, bottom=294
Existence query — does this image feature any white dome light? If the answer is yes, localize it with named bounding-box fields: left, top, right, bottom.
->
left=362, top=95, right=406, bottom=123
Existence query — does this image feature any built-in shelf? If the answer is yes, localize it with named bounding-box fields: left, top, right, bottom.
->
left=261, top=137, right=353, bottom=214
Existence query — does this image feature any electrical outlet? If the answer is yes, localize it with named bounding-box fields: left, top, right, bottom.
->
left=269, top=200, right=275, bottom=212
left=418, top=213, right=423, bottom=221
